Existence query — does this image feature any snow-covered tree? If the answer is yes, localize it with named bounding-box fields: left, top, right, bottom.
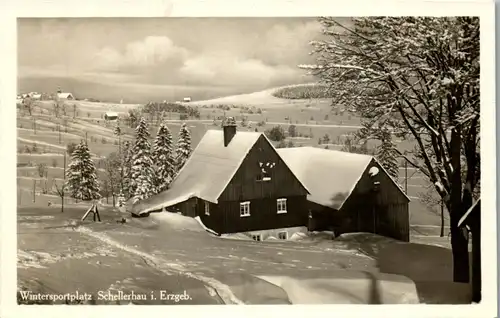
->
left=175, top=123, right=192, bottom=173
left=374, top=129, right=400, bottom=180
left=152, top=122, right=175, bottom=193
left=65, top=141, right=101, bottom=201
left=130, top=117, right=155, bottom=203
left=103, top=152, right=121, bottom=206
left=117, top=191, right=126, bottom=207
left=303, top=17, right=479, bottom=282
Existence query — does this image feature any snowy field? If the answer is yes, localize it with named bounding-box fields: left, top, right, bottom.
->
left=17, top=206, right=471, bottom=305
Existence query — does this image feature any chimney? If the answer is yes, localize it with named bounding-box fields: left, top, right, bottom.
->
left=223, top=117, right=237, bottom=147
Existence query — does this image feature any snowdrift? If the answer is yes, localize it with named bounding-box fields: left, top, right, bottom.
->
left=149, top=212, right=204, bottom=232
left=258, top=270, right=420, bottom=304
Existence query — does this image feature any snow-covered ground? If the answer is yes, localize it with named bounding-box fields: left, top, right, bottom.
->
left=189, top=83, right=331, bottom=107
left=17, top=207, right=471, bottom=305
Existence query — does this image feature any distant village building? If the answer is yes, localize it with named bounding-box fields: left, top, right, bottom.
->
left=183, top=97, right=192, bottom=102
left=57, top=92, right=74, bottom=100
left=132, top=119, right=310, bottom=240
left=30, top=93, right=41, bottom=100
left=277, top=147, right=411, bottom=241
left=104, top=111, right=119, bottom=121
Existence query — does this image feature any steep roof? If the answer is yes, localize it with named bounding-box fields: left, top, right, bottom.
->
left=132, top=130, right=263, bottom=215
left=277, top=147, right=409, bottom=210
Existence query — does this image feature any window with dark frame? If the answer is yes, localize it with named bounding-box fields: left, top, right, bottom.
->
left=277, top=198, right=287, bottom=214
left=278, top=231, right=287, bottom=240
left=240, top=201, right=250, bottom=217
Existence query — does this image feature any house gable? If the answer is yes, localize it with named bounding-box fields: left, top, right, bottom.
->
left=347, top=159, right=410, bottom=206
left=340, top=158, right=410, bottom=241
left=219, top=134, right=308, bottom=202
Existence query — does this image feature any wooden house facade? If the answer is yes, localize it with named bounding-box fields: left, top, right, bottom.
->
left=132, top=120, right=310, bottom=238
left=277, top=147, right=411, bottom=242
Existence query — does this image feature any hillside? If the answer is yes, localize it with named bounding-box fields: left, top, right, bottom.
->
left=18, top=76, right=314, bottom=105
left=189, top=83, right=328, bottom=107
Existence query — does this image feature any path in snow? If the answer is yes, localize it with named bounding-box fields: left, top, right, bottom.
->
left=75, top=226, right=244, bottom=305
left=18, top=137, right=100, bottom=157
left=18, top=137, right=67, bottom=150
left=18, top=127, right=84, bottom=139
left=161, top=119, right=362, bottom=129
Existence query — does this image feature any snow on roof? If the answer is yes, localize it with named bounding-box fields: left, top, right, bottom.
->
left=277, top=147, right=409, bottom=210
left=57, top=92, right=73, bottom=99
left=105, top=111, right=118, bottom=117
left=132, top=130, right=263, bottom=215
left=277, top=147, right=372, bottom=210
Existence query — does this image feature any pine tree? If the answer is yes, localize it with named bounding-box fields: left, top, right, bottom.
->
left=130, top=117, right=155, bottom=203
left=117, top=191, right=126, bottom=207
left=375, top=129, right=400, bottom=180
left=175, top=123, right=192, bottom=173
left=65, top=140, right=101, bottom=201
left=152, top=122, right=175, bottom=193
left=66, top=143, right=83, bottom=200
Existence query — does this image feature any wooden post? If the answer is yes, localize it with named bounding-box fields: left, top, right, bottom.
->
left=32, top=179, right=36, bottom=203
left=404, top=160, right=408, bottom=194
left=61, top=152, right=66, bottom=213
left=440, top=200, right=445, bottom=237
left=58, top=124, right=61, bottom=144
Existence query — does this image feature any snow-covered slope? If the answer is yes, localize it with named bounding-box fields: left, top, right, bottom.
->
left=188, top=83, right=322, bottom=107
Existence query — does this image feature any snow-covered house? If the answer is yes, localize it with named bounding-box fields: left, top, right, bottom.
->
left=131, top=120, right=310, bottom=239
left=277, top=147, right=411, bottom=241
left=104, top=111, right=119, bottom=121
left=28, top=92, right=41, bottom=100
left=183, top=97, right=191, bottom=102
left=57, top=92, right=74, bottom=100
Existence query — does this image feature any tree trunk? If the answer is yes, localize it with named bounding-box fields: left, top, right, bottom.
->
left=450, top=210, right=470, bottom=282
left=449, top=129, right=470, bottom=283
left=471, top=219, right=481, bottom=302
left=440, top=201, right=445, bottom=237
